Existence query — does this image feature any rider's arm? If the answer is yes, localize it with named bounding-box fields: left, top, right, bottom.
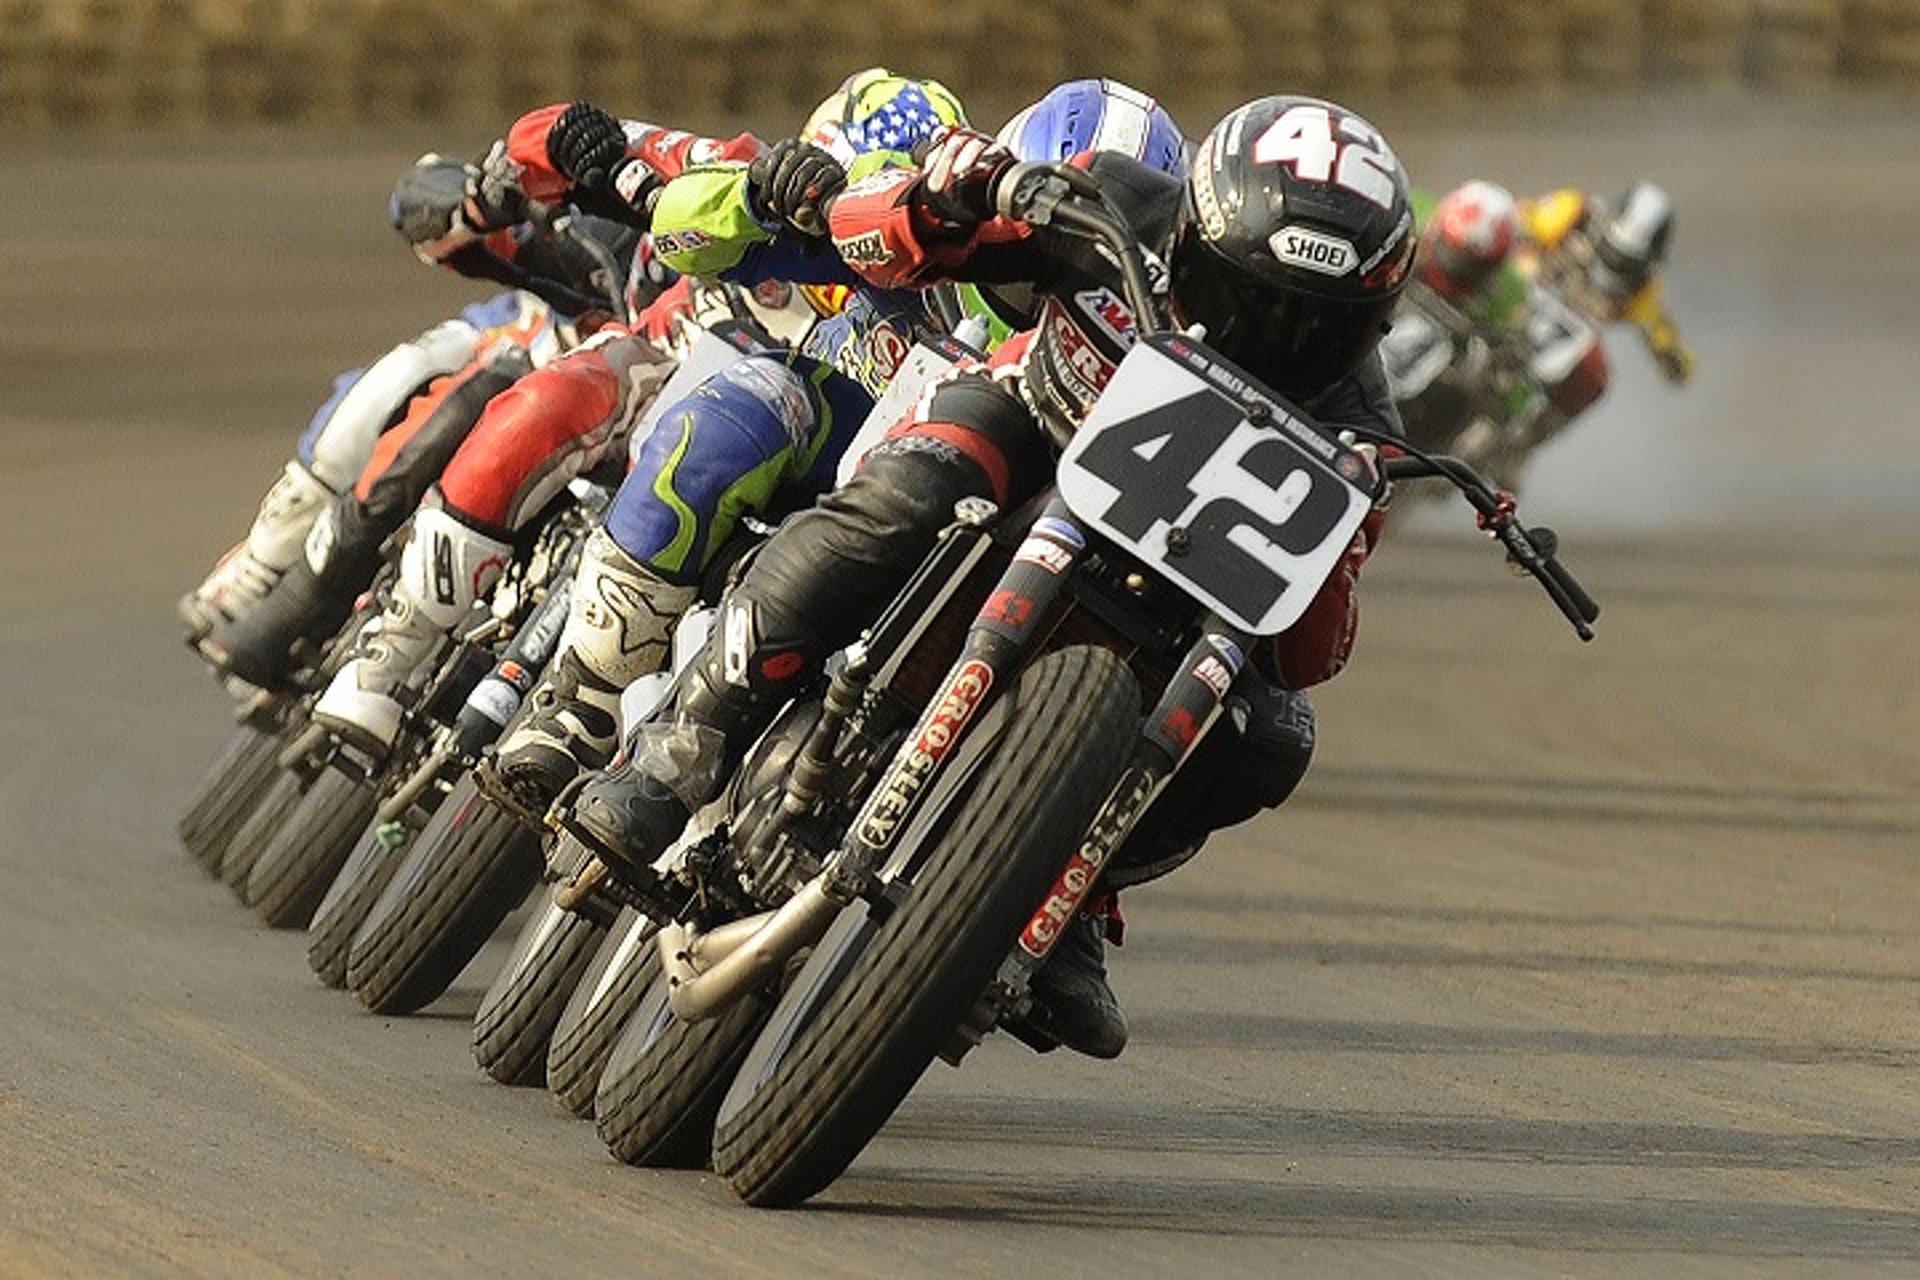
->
left=824, top=166, right=1039, bottom=291
left=648, top=164, right=869, bottom=287
left=502, top=103, right=761, bottom=223
left=1621, top=278, right=1696, bottom=383
left=1265, top=506, right=1386, bottom=690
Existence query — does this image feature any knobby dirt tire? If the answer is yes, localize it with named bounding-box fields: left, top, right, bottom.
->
left=593, top=962, right=770, bottom=1170
left=546, top=908, right=659, bottom=1118
left=345, top=774, right=545, bottom=1016
left=179, top=720, right=286, bottom=874
left=244, top=765, right=378, bottom=929
left=711, top=645, right=1138, bottom=1207
left=472, top=885, right=609, bottom=1088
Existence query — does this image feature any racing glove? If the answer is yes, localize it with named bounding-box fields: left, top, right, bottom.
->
left=463, top=140, right=529, bottom=232
left=917, top=126, right=1014, bottom=225
left=747, top=137, right=847, bottom=239
left=544, top=101, right=661, bottom=225
left=546, top=101, right=629, bottom=187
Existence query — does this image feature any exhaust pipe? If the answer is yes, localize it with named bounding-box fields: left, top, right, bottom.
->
left=661, top=876, right=840, bottom=1021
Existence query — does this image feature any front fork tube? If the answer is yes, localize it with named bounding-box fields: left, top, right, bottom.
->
left=659, top=506, right=1032, bottom=1021
left=996, top=618, right=1253, bottom=999
left=823, top=501, right=1091, bottom=906
left=378, top=579, right=572, bottom=828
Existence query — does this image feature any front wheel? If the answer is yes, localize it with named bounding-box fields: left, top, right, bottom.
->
left=545, top=907, right=660, bottom=1118
left=471, top=841, right=612, bottom=1087
left=593, top=959, right=771, bottom=1170
left=244, top=764, right=378, bottom=928
left=178, top=718, right=287, bottom=874
left=217, top=767, right=305, bottom=897
left=344, top=775, right=545, bottom=1015
left=711, top=645, right=1139, bottom=1207
left=306, top=813, right=417, bottom=989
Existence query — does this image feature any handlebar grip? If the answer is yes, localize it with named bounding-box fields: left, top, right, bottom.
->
left=991, top=160, right=1101, bottom=221
left=1514, top=524, right=1599, bottom=627
left=1539, top=552, right=1600, bottom=627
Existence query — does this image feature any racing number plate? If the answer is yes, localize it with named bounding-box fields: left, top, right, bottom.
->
left=1057, top=333, right=1375, bottom=636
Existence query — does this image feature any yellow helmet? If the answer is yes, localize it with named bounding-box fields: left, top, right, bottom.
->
left=801, top=68, right=969, bottom=170
left=1522, top=188, right=1588, bottom=251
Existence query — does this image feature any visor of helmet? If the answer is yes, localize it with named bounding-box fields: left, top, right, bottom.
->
left=1172, top=223, right=1398, bottom=402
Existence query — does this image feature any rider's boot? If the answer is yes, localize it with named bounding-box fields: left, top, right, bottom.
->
left=483, top=529, right=695, bottom=818
left=1030, top=898, right=1129, bottom=1059
left=553, top=598, right=813, bottom=888
left=179, top=461, right=334, bottom=642
left=197, top=494, right=386, bottom=692
left=312, top=503, right=511, bottom=755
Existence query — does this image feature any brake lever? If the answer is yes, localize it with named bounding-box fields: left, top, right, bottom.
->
left=1479, top=505, right=1600, bottom=640
left=991, top=161, right=1100, bottom=226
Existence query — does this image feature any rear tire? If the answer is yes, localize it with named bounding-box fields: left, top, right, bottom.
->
left=712, top=646, right=1138, bottom=1207
left=345, top=775, right=545, bottom=1016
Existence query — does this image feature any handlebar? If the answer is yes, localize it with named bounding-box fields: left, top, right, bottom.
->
left=992, top=162, right=1162, bottom=332
left=1377, top=444, right=1599, bottom=640
left=523, top=197, right=632, bottom=324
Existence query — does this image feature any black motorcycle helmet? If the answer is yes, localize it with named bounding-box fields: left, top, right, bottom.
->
left=1168, top=95, right=1416, bottom=402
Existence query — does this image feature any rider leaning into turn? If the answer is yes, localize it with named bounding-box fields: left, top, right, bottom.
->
left=553, top=94, right=1416, bottom=1060
left=469, top=69, right=975, bottom=817
left=180, top=151, right=634, bottom=671
left=485, top=74, right=1196, bottom=820
left=1385, top=177, right=1695, bottom=481
left=190, top=134, right=728, bottom=701
left=295, top=100, right=803, bottom=759
left=1520, top=180, right=1696, bottom=385
left=1410, top=179, right=1611, bottom=434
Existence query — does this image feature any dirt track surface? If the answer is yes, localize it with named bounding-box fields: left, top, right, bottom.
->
left=3, top=96, right=1917, bottom=1277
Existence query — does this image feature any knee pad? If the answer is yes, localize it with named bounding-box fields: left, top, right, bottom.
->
left=863, top=371, right=1052, bottom=509
left=1221, top=680, right=1317, bottom=815
left=439, top=350, right=625, bottom=530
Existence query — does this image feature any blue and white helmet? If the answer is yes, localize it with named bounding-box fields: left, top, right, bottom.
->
left=996, top=78, right=1190, bottom=178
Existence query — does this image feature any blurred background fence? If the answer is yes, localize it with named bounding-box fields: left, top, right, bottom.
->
left=4, top=0, right=1917, bottom=135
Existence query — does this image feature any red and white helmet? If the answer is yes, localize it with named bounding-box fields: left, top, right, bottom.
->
left=1420, top=179, right=1519, bottom=302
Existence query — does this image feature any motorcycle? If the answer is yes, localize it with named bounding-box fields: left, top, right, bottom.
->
left=300, top=484, right=604, bottom=996
left=1380, top=276, right=1602, bottom=498
left=469, top=312, right=986, bottom=1092
left=345, top=295, right=829, bottom=1043
left=178, top=197, right=629, bottom=912
left=178, top=686, right=308, bottom=878
left=542, top=160, right=1598, bottom=1205
left=180, top=577, right=388, bottom=895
